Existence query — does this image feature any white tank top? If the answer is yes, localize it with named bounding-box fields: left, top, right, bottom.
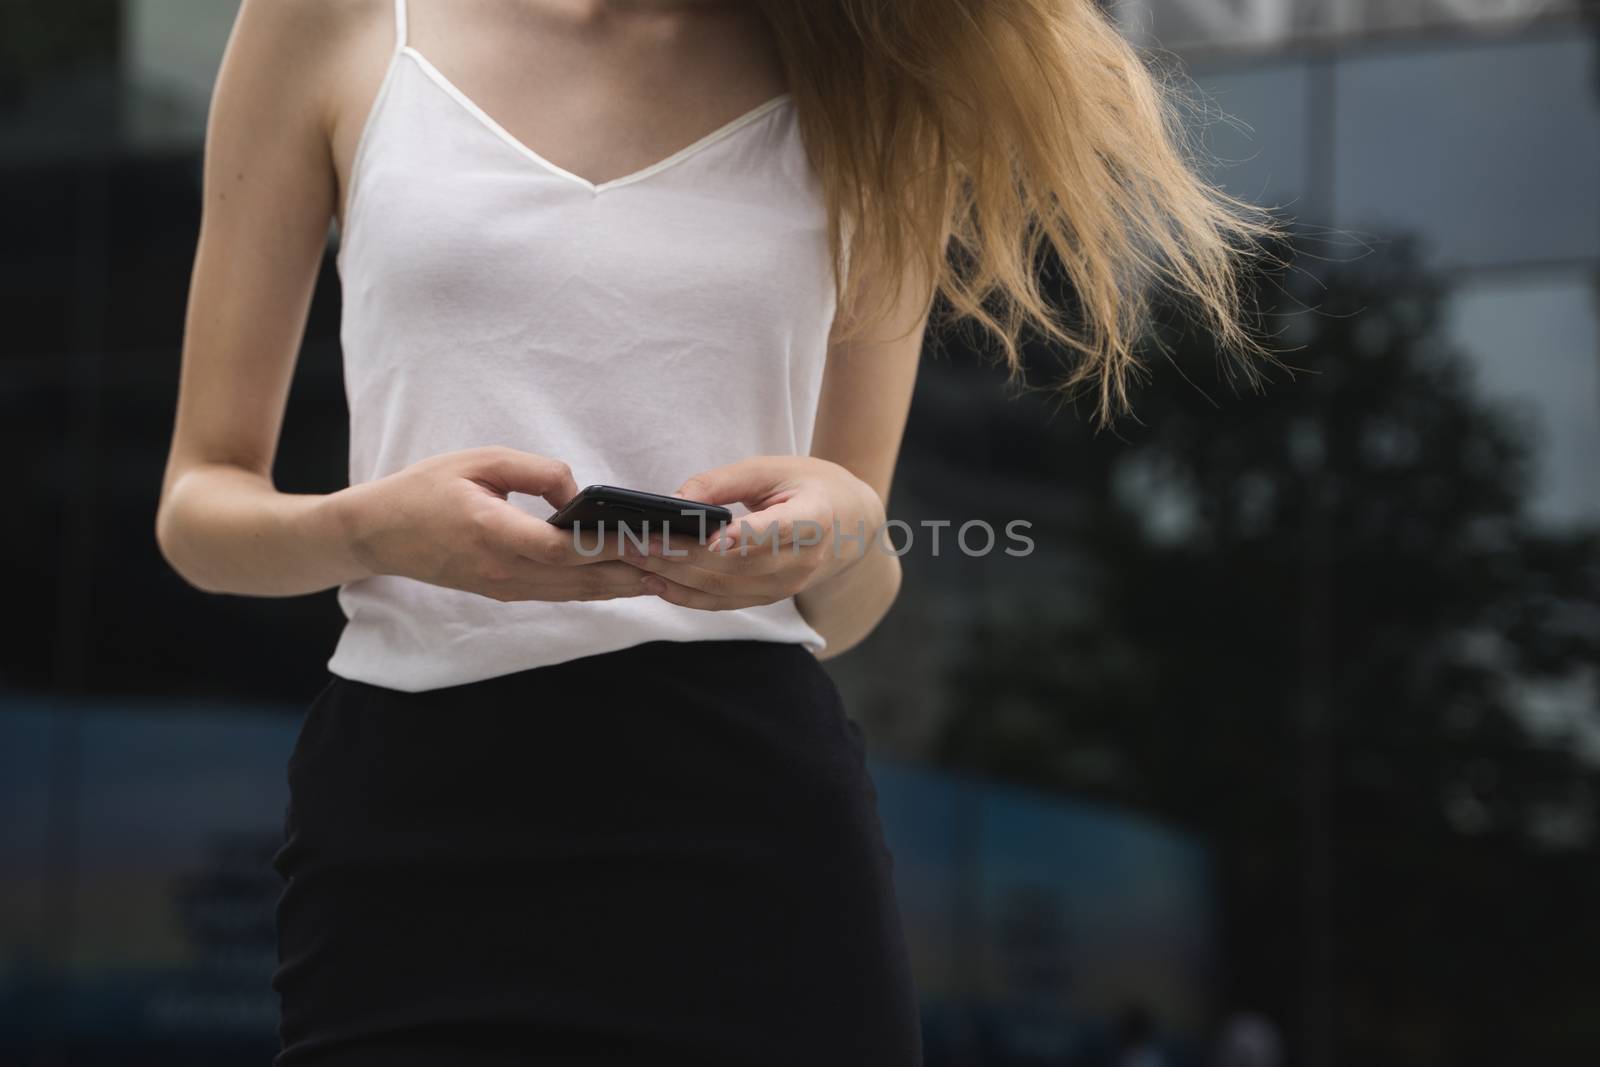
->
left=326, top=0, right=834, bottom=691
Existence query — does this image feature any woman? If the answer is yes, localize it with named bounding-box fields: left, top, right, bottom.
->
left=155, top=0, right=1276, bottom=1064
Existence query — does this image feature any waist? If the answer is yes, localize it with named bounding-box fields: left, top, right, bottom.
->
left=327, top=578, right=827, bottom=692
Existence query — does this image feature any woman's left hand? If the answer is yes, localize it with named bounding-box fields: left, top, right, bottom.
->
left=621, top=455, right=886, bottom=611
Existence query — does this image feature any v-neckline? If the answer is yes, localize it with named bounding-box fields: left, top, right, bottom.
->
left=400, top=46, right=792, bottom=196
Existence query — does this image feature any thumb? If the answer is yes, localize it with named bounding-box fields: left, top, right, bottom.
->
left=675, top=457, right=786, bottom=508
left=470, top=447, right=581, bottom=508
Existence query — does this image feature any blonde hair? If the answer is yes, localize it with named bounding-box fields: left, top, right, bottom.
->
left=755, top=0, right=1287, bottom=429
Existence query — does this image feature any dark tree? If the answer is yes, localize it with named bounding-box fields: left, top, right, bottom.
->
left=930, top=232, right=1600, bottom=1067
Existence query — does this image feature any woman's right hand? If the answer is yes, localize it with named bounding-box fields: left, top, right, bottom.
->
left=334, top=446, right=654, bottom=604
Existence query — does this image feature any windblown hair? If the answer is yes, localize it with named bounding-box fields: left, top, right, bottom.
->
left=755, top=0, right=1286, bottom=428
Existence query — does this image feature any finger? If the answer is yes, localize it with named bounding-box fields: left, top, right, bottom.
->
left=624, top=527, right=788, bottom=575
left=614, top=515, right=727, bottom=554
left=470, top=446, right=581, bottom=508
left=623, top=550, right=799, bottom=599
left=478, top=503, right=631, bottom=566
left=639, top=573, right=776, bottom=612
left=641, top=511, right=805, bottom=559
left=711, top=502, right=821, bottom=552
left=674, top=456, right=796, bottom=509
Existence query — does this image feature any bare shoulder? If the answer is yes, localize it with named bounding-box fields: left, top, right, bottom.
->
left=226, top=0, right=367, bottom=71
left=216, top=0, right=387, bottom=140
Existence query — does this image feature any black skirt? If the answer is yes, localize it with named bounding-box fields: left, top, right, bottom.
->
left=270, top=638, right=922, bottom=1066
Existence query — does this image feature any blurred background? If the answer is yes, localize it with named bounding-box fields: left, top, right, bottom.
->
left=3, top=1, right=1597, bottom=1065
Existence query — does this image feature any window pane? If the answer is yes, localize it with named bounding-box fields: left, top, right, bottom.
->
left=1443, top=270, right=1600, bottom=529
left=1334, top=35, right=1600, bottom=269
left=1111, top=0, right=1588, bottom=51
left=1188, top=61, right=1311, bottom=213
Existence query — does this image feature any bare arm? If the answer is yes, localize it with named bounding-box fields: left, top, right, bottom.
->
left=794, top=255, right=936, bottom=658
left=154, top=0, right=356, bottom=595
left=155, top=0, right=651, bottom=605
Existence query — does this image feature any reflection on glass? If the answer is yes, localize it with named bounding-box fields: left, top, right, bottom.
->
left=1334, top=35, right=1600, bottom=269
left=0, top=709, right=53, bottom=971
left=1111, top=0, right=1588, bottom=51
left=123, top=0, right=241, bottom=150
left=1187, top=61, right=1311, bottom=215
left=1443, top=270, right=1600, bottom=529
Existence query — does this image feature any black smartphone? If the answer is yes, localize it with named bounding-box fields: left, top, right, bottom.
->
left=547, top=484, right=732, bottom=539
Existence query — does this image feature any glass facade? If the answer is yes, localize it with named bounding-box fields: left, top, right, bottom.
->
left=1331, top=35, right=1600, bottom=269
left=4, top=3, right=1597, bottom=1065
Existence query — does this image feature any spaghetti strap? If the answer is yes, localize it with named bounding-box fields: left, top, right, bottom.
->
left=392, top=0, right=407, bottom=52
